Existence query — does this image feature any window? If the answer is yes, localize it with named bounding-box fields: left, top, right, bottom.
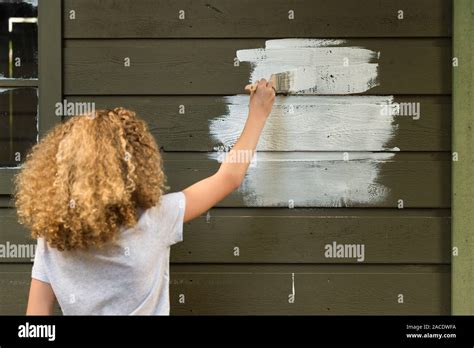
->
left=0, top=0, right=38, bottom=167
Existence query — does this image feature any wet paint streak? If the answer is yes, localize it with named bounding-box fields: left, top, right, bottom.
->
left=210, top=95, right=400, bottom=151
left=237, top=39, right=380, bottom=94
left=209, top=39, right=397, bottom=206
left=209, top=152, right=395, bottom=207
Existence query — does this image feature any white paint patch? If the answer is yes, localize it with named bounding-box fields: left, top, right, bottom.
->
left=210, top=95, right=400, bottom=151
left=237, top=39, right=379, bottom=94
left=209, top=152, right=395, bottom=207
left=265, top=39, right=347, bottom=49
left=210, top=39, right=398, bottom=206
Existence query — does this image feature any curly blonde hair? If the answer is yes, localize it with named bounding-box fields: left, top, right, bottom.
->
left=14, top=107, right=166, bottom=251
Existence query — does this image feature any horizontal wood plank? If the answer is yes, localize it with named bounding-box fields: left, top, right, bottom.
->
left=68, top=95, right=451, bottom=151
left=0, top=153, right=452, bottom=206
left=64, top=39, right=451, bottom=95
left=0, top=208, right=450, bottom=264
left=0, top=264, right=450, bottom=315
left=0, top=170, right=17, bottom=195
left=0, top=265, right=61, bottom=315
left=0, top=208, right=32, bottom=263
left=0, top=80, right=38, bottom=88
left=173, top=209, right=451, bottom=264
left=163, top=152, right=451, bottom=208
left=169, top=264, right=450, bottom=315
left=0, top=196, right=13, bottom=207
left=0, top=266, right=30, bottom=315
left=63, top=0, right=452, bottom=38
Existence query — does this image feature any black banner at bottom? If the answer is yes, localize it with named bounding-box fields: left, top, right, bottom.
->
left=1, top=315, right=473, bottom=346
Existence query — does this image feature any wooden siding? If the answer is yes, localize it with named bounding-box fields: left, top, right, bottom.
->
left=63, top=39, right=451, bottom=95
left=63, top=0, right=452, bottom=38
left=0, top=264, right=450, bottom=315
left=0, top=208, right=451, bottom=264
left=0, top=0, right=453, bottom=315
left=67, top=96, right=451, bottom=152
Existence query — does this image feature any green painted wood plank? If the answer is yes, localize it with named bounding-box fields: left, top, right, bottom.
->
left=169, top=264, right=450, bottom=315
left=63, top=39, right=451, bottom=95
left=0, top=265, right=61, bottom=315
left=0, top=209, right=32, bottom=263
left=163, top=152, right=450, bottom=208
left=38, top=0, right=62, bottom=137
left=0, top=196, right=13, bottom=208
left=0, top=80, right=38, bottom=88
left=63, top=0, right=452, bottom=38
left=67, top=95, right=451, bottom=152
left=0, top=268, right=31, bottom=315
left=0, top=208, right=450, bottom=264
left=0, top=171, right=16, bottom=196
left=452, top=0, right=474, bottom=315
left=0, top=153, right=451, bottom=204
left=173, top=211, right=450, bottom=264
left=0, top=264, right=450, bottom=315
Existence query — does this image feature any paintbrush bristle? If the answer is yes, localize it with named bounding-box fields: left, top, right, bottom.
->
left=271, top=71, right=294, bottom=94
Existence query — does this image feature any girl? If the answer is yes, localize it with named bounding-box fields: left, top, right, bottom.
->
left=16, top=79, right=276, bottom=315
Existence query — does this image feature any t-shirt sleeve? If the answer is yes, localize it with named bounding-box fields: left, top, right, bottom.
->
left=31, top=237, right=50, bottom=283
left=154, top=191, right=186, bottom=246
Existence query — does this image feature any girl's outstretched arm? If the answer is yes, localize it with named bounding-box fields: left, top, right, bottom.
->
left=183, top=78, right=275, bottom=222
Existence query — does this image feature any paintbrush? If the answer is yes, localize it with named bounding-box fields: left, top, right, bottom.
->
left=244, top=71, right=294, bottom=95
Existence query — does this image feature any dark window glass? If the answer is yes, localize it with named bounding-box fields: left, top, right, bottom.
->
left=0, top=87, right=37, bottom=167
left=0, top=0, right=38, bottom=79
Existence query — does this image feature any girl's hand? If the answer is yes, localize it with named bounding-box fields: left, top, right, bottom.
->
left=247, top=78, right=276, bottom=119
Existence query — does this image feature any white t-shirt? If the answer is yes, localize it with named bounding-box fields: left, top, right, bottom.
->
left=31, top=192, right=186, bottom=315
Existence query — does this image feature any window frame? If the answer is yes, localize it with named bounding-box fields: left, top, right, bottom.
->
left=0, top=0, right=61, bottom=198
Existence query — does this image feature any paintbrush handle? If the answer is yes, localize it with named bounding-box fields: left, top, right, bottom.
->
left=245, top=75, right=277, bottom=94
